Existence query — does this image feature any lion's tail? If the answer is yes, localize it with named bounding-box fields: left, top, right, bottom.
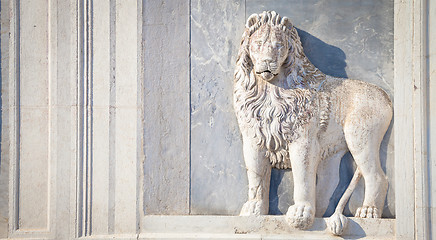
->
left=334, top=168, right=362, bottom=215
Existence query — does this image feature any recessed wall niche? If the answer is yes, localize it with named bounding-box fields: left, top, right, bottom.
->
left=142, top=0, right=394, bottom=219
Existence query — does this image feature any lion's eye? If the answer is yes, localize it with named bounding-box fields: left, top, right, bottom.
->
left=255, top=41, right=263, bottom=46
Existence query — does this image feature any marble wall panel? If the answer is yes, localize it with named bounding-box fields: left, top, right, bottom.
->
left=189, top=0, right=247, bottom=215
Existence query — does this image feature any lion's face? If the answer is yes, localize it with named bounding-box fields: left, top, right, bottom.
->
left=249, top=24, right=289, bottom=82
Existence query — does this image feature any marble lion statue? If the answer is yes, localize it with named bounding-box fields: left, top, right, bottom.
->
left=233, top=11, right=392, bottom=235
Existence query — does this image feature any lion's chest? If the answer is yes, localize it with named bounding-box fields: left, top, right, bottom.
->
left=237, top=86, right=316, bottom=169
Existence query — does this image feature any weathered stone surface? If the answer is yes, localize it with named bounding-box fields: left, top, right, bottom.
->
left=142, top=0, right=191, bottom=215
left=141, top=215, right=395, bottom=239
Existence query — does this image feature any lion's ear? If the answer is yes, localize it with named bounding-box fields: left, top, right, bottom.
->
left=281, top=17, right=293, bottom=29
left=246, top=14, right=259, bottom=28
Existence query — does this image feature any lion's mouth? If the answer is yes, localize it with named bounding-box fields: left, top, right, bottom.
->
left=256, top=70, right=277, bottom=81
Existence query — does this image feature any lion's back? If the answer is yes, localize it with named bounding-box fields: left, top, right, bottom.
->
left=327, top=78, right=393, bottom=130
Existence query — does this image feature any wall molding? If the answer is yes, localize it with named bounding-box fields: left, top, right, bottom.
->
left=394, top=0, right=431, bottom=239
left=8, top=0, right=56, bottom=237
left=74, top=0, right=143, bottom=237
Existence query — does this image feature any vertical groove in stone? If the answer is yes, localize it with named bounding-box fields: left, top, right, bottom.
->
left=85, top=0, right=92, bottom=236
left=76, top=1, right=84, bottom=236
left=428, top=0, right=436, bottom=238
left=86, top=0, right=94, bottom=235
left=108, top=0, right=116, bottom=234
left=136, top=0, right=144, bottom=233
left=9, top=0, right=21, bottom=234
left=188, top=0, right=192, bottom=215
left=77, top=0, right=93, bottom=237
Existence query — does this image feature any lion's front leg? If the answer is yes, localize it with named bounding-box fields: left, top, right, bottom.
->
left=285, top=137, right=320, bottom=229
left=240, top=133, right=271, bottom=216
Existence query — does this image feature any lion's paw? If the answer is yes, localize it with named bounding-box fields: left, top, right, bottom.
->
left=285, top=203, right=314, bottom=230
left=327, top=213, right=348, bottom=236
left=355, top=206, right=380, bottom=218
left=239, top=199, right=267, bottom=216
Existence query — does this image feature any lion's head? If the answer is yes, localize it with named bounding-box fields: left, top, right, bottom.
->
left=246, top=14, right=291, bottom=82
left=235, top=11, right=325, bottom=88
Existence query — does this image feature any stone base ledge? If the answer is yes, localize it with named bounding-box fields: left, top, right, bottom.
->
left=140, top=216, right=395, bottom=239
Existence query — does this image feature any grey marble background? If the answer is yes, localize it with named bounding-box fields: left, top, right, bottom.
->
left=143, top=0, right=394, bottom=218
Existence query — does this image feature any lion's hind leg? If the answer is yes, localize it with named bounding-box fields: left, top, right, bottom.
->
left=343, top=110, right=389, bottom=218
left=315, top=150, right=346, bottom=217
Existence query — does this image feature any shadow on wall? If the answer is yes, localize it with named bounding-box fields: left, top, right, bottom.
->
left=269, top=29, right=349, bottom=215
left=297, top=28, right=348, bottom=79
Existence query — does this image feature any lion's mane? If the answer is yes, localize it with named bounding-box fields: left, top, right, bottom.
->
left=233, top=11, right=330, bottom=169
